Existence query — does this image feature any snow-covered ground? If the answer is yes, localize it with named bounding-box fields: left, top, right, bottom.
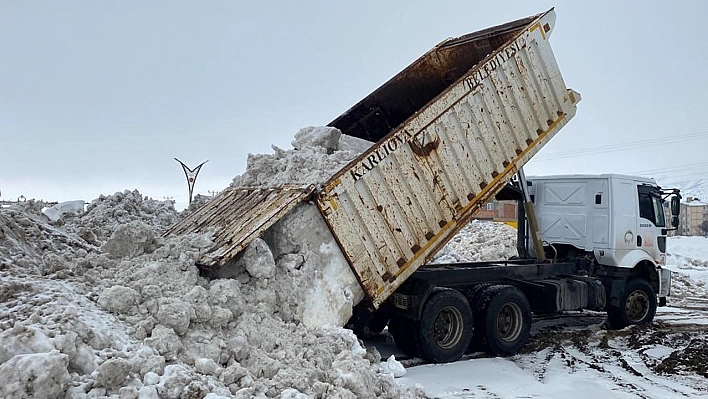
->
left=2, top=127, right=707, bottom=398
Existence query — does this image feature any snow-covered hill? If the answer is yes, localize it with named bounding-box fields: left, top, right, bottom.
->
left=651, top=176, right=708, bottom=202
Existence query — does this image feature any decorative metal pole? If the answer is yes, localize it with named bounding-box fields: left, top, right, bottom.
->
left=174, top=158, right=208, bottom=204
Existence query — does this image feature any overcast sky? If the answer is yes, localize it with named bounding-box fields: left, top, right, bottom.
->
left=2, top=1, right=707, bottom=208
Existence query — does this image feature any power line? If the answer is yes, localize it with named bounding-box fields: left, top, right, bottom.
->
left=631, top=161, right=708, bottom=176
left=532, top=130, right=708, bottom=162
left=646, top=170, right=708, bottom=181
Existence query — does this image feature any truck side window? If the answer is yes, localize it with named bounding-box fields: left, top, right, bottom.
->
left=638, top=192, right=654, bottom=223
left=637, top=186, right=666, bottom=227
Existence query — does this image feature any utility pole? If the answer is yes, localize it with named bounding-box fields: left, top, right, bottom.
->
left=174, top=158, right=208, bottom=205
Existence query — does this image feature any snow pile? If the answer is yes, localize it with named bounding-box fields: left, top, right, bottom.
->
left=224, top=126, right=369, bottom=329
left=56, top=189, right=180, bottom=246
left=0, top=127, right=428, bottom=398
left=432, top=219, right=518, bottom=263
left=0, top=201, right=94, bottom=275
left=231, top=126, right=369, bottom=187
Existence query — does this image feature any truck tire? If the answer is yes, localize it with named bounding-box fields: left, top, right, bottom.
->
left=388, top=316, right=420, bottom=358
left=367, top=311, right=390, bottom=334
left=465, top=284, right=496, bottom=353
left=418, top=289, right=473, bottom=363
left=483, top=286, right=532, bottom=357
left=607, top=278, right=657, bottom=329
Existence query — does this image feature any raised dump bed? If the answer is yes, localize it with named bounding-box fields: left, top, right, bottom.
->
left=167, top=8, right=580, bottom=308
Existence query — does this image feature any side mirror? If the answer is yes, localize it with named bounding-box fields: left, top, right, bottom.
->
left=672, top=215, right=680, bottom=228
left=671, top=196, right=680, bottom=215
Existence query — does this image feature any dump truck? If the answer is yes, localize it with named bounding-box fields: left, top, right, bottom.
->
left=165, top=9, right=681, bottom=363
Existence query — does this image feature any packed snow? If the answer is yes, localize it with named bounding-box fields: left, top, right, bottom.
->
left=2, top=126, right=708, bottom=399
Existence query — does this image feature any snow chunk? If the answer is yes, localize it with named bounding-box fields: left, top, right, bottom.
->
left=243, top=238, right=276, bottom=279
left=156, top=298, right=194, bottom=336
left=97, top=285, right=140, bottom=315
left=292, top=126, right=341, bottom=153
left=379, top=355, right=406, bottom=377
left=195, top=357, right=222, bottom=377
left=101, top=221, right=159, bottom=259
left=97, top=357, right=131, bottom=389
left=265, top=203, right=365, bottom=328
left=0, top=324, right=54, bottom=364
left=144, top=325, right=182, bottom=361
left=156, top=364, right=194, bottom=399
left=0, top=350, right=71, bottom=399
left=280, top=388, right=311, bottom=399
left=337, top=134, right=374, bottom=153
left=42, top=200, right=85, bottom=222
left=208, top=279, right=244, bottom=320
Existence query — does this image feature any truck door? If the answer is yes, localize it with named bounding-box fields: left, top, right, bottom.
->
left=636, top=185, right=667, bottom=264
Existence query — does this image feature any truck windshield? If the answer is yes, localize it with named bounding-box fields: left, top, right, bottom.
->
left=638, top=186, right=666, bottom=227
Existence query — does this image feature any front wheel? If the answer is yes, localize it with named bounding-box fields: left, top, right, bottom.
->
left=607, top=278, right=657, bottom=329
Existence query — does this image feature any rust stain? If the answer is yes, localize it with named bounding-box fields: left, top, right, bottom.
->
left=410, top=135, right=441, bottom=157
left=391, top=113, right=568, bottom=280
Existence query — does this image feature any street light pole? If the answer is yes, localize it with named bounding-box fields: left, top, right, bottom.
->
left=174, top=158, right=208, bottom=205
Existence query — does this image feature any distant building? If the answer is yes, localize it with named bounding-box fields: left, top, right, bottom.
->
left=677, top=197, right=708, bottom=236
left=474, top=200, right=518, bottom=226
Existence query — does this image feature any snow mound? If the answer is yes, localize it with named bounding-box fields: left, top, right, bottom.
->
left=432, top=219, right=518, bottom=263
left=0, top=204, right=94, bottom=275
left=224, top=127, right=368, bottom=329
left=56, top=189, right=179, bottom=246
left=231, top=126, right=366, bottom=187
left=0, top=127, right=427, bottom=398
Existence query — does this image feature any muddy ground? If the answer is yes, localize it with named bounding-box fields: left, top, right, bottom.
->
left=369, top=301, right=708, bottom=398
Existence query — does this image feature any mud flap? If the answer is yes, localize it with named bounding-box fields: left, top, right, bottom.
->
left=659, top=268, right=671, bottom=297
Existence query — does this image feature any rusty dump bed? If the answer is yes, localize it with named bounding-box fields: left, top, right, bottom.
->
left=164, top=185, right=314, bottom=268
left=165, top=9, right=579, bottom=309
left=318, top=8, right=579, bottom=307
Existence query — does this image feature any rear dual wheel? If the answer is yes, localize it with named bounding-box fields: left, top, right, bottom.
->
left=390, top=289, right=473, bottom=363
left=418, top=289, right=473, bottom=363
left=391, top=286, right=531, bottom=362
left=472, top=285, right=532, bottom=357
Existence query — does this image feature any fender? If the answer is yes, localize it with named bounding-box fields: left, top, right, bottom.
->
left=597, top=248, right=661, bottom=307
left=615, top=249, right=657, bottom=274
left=625, top=252, right=661, bottom=290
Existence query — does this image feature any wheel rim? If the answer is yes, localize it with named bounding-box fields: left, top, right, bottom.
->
left=625, top=289, right=650, bottom=322
left=496, top=302, right=523, bottom=343
left=433, top=305, right=464, bottom=349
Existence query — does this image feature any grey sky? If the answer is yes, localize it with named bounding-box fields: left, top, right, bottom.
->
left=2, top=1, right=707, bottom=208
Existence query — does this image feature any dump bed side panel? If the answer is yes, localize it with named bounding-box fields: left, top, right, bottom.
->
left=317, top=10, right=579, bottom=307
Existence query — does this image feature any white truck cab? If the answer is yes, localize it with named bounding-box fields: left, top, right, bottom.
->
left=528, top=174, right=680, bottom=302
